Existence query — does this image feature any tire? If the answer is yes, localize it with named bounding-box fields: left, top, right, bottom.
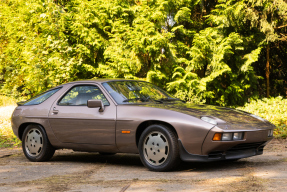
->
left=99, top=152, right=116, bottom=155
left=225, top=158, right=240, bottom=162
left=138, top=124, right=180, bottom=172
left=22, top=124, right=55, bottom=162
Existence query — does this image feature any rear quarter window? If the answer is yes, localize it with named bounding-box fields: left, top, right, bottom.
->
left=23, top=88, right=61, bottom=106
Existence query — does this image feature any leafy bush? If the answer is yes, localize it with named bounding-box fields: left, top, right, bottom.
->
left=0, top=106, right=21, bottom=147
left=0, top=95, right=16, bottom=107
left=1, top=0, right=287, bottom=106
left=238, top=96, right=287, bottom=139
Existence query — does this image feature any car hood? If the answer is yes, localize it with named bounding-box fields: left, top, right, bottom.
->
left=132, top=102, right=273, bottom=127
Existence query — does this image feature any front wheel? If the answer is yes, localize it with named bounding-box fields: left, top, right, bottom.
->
left=22, top=124, right=55, bottom=162
left=138, top=124, right=180, bottom=172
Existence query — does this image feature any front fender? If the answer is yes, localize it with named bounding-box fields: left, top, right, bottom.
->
left=116, top=105, right=214, bottom=154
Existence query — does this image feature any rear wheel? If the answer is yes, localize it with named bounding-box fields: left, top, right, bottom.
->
left=138, top=124, right=180, bottom=172
left=22, top=124, right=55, bottom=162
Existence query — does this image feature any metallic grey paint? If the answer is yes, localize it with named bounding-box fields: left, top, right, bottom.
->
left=12, top=79, right=275, bottom=162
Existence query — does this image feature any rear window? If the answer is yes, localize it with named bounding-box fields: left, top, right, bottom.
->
left=23, top=88, right=61, bottom=106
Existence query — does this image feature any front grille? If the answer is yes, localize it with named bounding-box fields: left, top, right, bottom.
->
left=228, top=141, right=266, bottom=151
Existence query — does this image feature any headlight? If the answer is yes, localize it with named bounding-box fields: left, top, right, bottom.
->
left=233, top=132, right=243, bottom=140
left=201, top=116, right=217, bottom=125
left=213, top=132, right=244, bottom=141
left=222, top=133, right=232, bottom=141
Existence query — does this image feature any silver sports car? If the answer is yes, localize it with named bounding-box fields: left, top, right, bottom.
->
left=12, top=79, right=274, bottom=171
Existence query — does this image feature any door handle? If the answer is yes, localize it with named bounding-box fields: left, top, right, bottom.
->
left=52, top=107, right=59, bottom=115
left=52, top=110, right=59, bottom=115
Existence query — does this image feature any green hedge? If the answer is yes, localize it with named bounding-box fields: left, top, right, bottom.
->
left=1, top=0, right=287, bottom=106
left=238, top=97, right=287, bottom=139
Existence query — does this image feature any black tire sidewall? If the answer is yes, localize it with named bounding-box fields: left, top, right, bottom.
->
left=22, top=124, right=52, bottom=162
left=138, top=124, right=179, bottom=171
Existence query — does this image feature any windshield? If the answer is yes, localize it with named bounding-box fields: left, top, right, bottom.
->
left=102, top=81, right=178, bottom=104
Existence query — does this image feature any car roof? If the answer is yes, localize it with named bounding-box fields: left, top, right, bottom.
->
left=61, top=79, right=146, bottom=86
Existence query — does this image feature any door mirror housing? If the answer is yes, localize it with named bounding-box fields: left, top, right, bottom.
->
left=87, top=99, right=104, bottom=112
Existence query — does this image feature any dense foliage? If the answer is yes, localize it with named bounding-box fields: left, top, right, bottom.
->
left=238, top=97, right=287, bottom=139
left=1, top=0, right=287, bottom=106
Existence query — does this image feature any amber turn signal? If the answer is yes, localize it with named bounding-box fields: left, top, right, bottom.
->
left=213, top=133, right=222, bottom=141
left=122, top=130, right=131, bottom=134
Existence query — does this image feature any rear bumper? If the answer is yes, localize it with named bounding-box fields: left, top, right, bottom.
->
left=179, top=139, right=271, bottom=162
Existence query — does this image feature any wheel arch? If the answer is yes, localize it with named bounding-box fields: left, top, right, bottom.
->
left=136, top=120, right=178, bottom=147
left=18, top=123, right=46, bottom=141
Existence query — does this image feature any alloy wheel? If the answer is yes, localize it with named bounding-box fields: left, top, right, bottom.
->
left=143, top=131, right=169, bottom=166
left=25, top=128, right=43, bottom=157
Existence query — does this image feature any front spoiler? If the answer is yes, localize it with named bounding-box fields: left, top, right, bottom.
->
left=178, top=139, right=270, bottom=162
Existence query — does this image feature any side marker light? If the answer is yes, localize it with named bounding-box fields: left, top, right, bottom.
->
left=122, top=131, right=131, bottom=134
left=213, top=133, right=222, bottom=141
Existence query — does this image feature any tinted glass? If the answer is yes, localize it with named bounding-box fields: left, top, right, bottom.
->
left=24, top=88, right=61, bottom=106
left=58, top=85, right=109, bottom=106
left=103, top=81, right=177, bottom=104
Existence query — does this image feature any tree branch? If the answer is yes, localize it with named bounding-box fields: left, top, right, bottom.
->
left=280, top=33, right=287, bottom=41
left=276, top=24, right=287, bottom=29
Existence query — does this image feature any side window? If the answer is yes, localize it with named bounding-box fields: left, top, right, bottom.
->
left=58, top=85, right=109, bottom=106
left=24, top=88, right=61, bottom=106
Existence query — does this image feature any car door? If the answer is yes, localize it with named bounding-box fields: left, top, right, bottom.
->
left=48, top=83, right=116, bottom=145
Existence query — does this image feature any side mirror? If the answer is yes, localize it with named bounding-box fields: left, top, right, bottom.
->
left=87, top=99, right=104, bottom=112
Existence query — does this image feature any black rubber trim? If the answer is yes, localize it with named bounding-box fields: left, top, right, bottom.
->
left=178, top=139, right=267, bottom=162
left=178, top=139, right=216, bottom=162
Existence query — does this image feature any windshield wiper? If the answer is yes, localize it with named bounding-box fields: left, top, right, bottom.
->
left=156, top=98, right=186, bottom=103
left=123, top=97, right=164, bottom=103
left=122, top=98, right=142, bottom=102
left=153, top=99, right=164, bottom=103
left=122, top=97, right=184, bottom=103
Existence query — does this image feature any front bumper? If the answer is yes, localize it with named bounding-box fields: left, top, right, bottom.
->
left=179, top=125, right=274, bottom=162
left=179, top=139, right=271, bottom=162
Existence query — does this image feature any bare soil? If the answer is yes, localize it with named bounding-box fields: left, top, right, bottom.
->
left=0, top=139, right=287, bottom=192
